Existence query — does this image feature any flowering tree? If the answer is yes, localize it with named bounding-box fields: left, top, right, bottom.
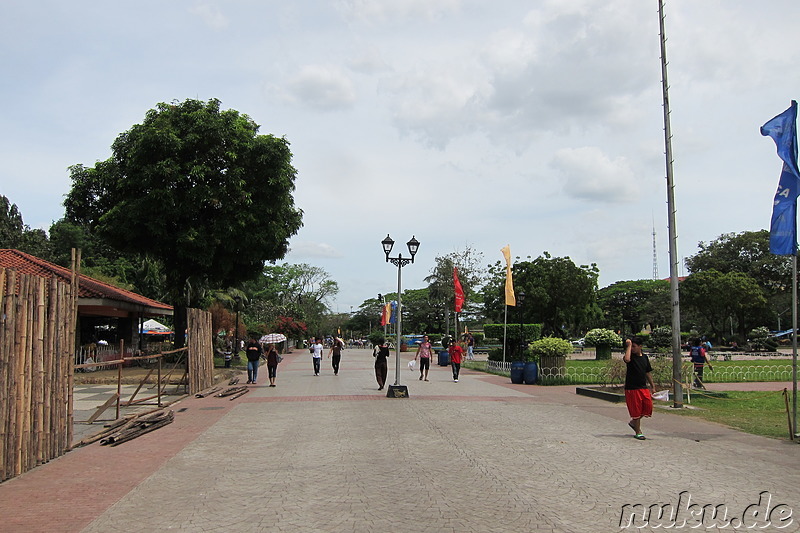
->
left=271, top=315, right=307, bottom=340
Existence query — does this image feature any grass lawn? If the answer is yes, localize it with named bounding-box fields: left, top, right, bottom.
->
left=657, top=390, right=795, bottom=440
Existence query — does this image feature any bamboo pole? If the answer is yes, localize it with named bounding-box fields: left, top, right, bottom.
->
left=116, top=340, right=125, bottom=418
left=0, top=269, right=8, bottom=480
left=33, top=277, right=45, bottom=466
left=14, top=274, right=30, bottom=476
left=43, top=277, right=57, bottom=461
left=23, top=274, right=34, bottom=471
left=56, top=279, right=67, bottom=455
left=67, top=248, right=80, bottom=448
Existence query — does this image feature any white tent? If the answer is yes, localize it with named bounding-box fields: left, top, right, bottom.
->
left=140, top=319, right=170, bottom=332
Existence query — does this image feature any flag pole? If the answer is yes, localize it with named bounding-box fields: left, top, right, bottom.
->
left=658, top=0, right=683, bottom=408
left=503, top=305, right=508, bottom=364
left=793, top=252, right=798, bottom=437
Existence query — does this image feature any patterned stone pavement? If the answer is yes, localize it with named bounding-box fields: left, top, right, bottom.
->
left=1, top=348, right=798, bottom=532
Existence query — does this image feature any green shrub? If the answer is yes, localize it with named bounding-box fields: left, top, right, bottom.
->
left=530, top=337, right=572, bottom=359
left=583, top=328, right=622, bottom=347
left=649, top=326, right=672, bottom=348
left=482, top=323, right=542, bottom=343
left=487, top=347, right=505, bottom=362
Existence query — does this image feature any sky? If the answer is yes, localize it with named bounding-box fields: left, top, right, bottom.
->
left=2, top=0, right=800, bottom=314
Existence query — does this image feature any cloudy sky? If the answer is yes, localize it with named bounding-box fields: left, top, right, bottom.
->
left=3, top=0, right=800, bottom=313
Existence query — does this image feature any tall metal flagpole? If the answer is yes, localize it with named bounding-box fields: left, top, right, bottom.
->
left=658, top=0, right=683, bottom=408
left=793, top=254, right=797, bottom=437
left=503, top=306, right=508, bottom=364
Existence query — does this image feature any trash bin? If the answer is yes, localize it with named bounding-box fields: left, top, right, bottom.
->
left=523, top=361, right=538, bottom=384
left=510, top=361, right=525, bottom=384
left=438, top=350, right=450, bottom=366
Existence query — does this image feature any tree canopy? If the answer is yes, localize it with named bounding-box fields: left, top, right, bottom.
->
left=680, top=269, right=767, bottom=340
left=64, top=98, right=303, bottom=311
left=484, top=252, right=600, bottom=338
left=596, top=279, right=670, bottom=336
left=685, top=230, right=790, bottom=293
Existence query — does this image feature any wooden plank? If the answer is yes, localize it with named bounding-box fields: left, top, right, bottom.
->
left=86, top=393, right=120, bottom=424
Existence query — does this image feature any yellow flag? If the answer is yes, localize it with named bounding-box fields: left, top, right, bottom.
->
left=501, top=245, right=515, bottom=306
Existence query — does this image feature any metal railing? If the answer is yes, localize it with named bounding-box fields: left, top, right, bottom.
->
left=485, top=361, right=794, bottom=384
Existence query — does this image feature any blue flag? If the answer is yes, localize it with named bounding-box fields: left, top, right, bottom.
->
left=761, top=100, right=800, bottom=255
left=389, top=301, right=398, bottom=324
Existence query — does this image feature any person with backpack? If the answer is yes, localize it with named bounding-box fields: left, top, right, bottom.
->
left=328, top=337, right=344, bottom=375
left=689, top=338, right=712, bottom=389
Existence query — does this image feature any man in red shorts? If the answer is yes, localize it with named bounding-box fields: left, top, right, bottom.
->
left=623, top=336, right=655, bottom=440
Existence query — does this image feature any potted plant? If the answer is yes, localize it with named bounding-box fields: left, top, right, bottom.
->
left=583, top=328, right=622, bottom=360
left=530, top=337, right=572, bottom=381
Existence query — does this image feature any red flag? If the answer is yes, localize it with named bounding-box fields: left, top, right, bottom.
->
left=454, top=267, right=465, bottom=313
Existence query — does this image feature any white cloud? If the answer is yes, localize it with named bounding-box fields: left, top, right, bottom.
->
left=189, top=4, right=229, bottom=30
left=282, top=65, right=357, bottom=111
left=551, top=147, right=638, bottom=203
left=337, top=0, right=462, bottom=23
left=288, top=242, right=344, bottom=259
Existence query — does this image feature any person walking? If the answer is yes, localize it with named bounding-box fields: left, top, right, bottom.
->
left=466, top=332, right=475, bottom=361
left=328, top=337, right=344, bottom=375
left=265, top=343, right=279, bottom=387
left=311, top=337, right=323, bottom=376
left=449, top=339, right=464, bottom=382
left=689, top=338, right=712, bottom=389
left=415, top=335, right=433, bottom=381
left=623, top=337, right=655, bottom=440
left=245, top=337, right=263, bottom=384
left=374, top=338, right=390, bottom=390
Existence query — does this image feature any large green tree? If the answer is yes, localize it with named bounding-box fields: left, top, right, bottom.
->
left=0, top=195, right=51, bottom=258
left=685, top=230, right=793, bottom=332
left=686, top=230, right=790, bottom=293
left=242, top=263, right=338, bottom=337
left=64, top=98, right=303, bottom=345
left=680, top=269, right=767, bottom=340
left=596, top=279, right=670, bottom=336
left=484, top=252, right=600, bottom=338
left=424, top=247, right=485, bottom=334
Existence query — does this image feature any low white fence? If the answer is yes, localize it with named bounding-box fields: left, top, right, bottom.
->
left=485, top=361, right=794, bottom=384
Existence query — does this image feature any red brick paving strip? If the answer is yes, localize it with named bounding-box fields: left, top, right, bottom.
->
left=0, top=396, right=233, bottom=533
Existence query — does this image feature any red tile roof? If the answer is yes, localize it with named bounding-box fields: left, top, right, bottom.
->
left=0, top=249, right=172, bottom=312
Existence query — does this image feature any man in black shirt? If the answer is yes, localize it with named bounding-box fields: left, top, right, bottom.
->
left=245, top=337, right=263, bottom=384
left=623, top=337, right=655, bottom=440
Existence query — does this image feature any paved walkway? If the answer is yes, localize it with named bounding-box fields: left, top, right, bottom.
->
left=0, top=349, right=798, bottom=532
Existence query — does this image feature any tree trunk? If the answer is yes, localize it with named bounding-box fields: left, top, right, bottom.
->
left=173, top=306, right=187, bottom=349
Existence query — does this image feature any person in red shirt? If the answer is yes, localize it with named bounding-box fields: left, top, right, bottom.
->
left=449, top=340, right=464, bottom=382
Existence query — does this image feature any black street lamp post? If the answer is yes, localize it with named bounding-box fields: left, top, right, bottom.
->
left=381, top=234, right=420, bottom=398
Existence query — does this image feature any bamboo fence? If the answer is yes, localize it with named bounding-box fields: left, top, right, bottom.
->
left=1, top=263, right=77, bottom=482
left=186, top=307, right=213, bottom=395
